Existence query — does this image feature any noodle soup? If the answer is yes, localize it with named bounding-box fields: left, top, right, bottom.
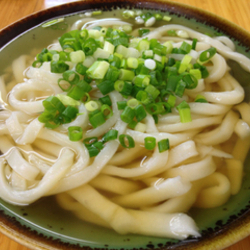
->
left=1, top=6, right=250, bottom=249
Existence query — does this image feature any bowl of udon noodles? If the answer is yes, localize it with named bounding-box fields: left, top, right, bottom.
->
left=1, top=0, right=250, bottom=249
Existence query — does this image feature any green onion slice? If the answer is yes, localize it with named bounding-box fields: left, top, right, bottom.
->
left=68, top=126, right=83, bottom=141
left=119, top=134, right=135, bottom=148
left=158, top=138, right=170, bottom=152
left=144, top=137, right=156, bottom=150
left=199, top=47, right=217, bottom=63
left=102, top=129, right=118, bottom=142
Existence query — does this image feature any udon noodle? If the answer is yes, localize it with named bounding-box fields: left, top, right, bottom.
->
left=0, top=10, right=250, bottom=240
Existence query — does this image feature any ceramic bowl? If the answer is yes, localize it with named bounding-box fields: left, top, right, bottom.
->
left=1, top=0, right=250, bottom=249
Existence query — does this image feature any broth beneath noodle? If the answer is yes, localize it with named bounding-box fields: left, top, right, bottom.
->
left=1, top=9, right=250, bottom=240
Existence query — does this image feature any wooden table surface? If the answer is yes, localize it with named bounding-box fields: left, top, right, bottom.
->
left=0, top=0, right=250, bottom=249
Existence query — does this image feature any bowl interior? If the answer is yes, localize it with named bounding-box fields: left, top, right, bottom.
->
left=1, top=1, right=250, bottom=249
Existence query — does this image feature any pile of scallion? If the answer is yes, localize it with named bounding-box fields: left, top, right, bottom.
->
left=35, top=13, right=216, bottom=157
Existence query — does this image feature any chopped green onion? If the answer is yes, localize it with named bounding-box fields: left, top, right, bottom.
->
left=178, top=55, right=192, bottom=74
left=120, top=106, right=135, bottom=123
left=32, top=60, right=42, bottom=68
left=58, top=79, right=71, bottom=91
left=193, top=63, right=209, bottom=78
left=144, top=137, right=156, bottom=150
left=83, top=137, right=98, bottom=146
left=142, top=50, right=154, bottom=59
left=89, top=109, right=100, bottom=118
left=163, top=41, right=173, bottom=54
left=75, top=63, right=88, bottom=75
left=82, top=38, right=99, bottom=56
left=161, top=102, right=172, bottom=114
left=152, top=114, right=158, bottom=124
left=167, top=30, right=177, bottom=36
left=102, top=129, right=118, bottom=142
left=177, top=101, right=192, bottom=123
left=120, top=58, right=127, bottom=68
left=42, top=18, right=65, bottom=28
left=85, top=100, right=100, bottom=112
left=137, top=39, right=150, bottom=52
left=133, top=74, right=150, bottom=88
left=92, top=141, right=104, bottom=150
left=38, top=111, right=56, bottom=123
left=140, top=12, right=154, bottom=21
left=127, top=57, right=139, bottom=69
left=109, top=54, right=121, bottom=68
left=199, top=47, right=217, bottom=63
left=114, top=80, right=133, bottom=95
left=195, top=94, right=208, bottom=103
left=158, top=138, right=170, bottom=152
left=97, top=80, right=114, bottom=95
left=145, top=85, right=160, bottom=100
left=51, top=60, right=69, bottom=73
left=92, top=10, right=102, bottom=16
left=182, top=73, right=198, bottom=89
left=86, top=144, right=100, bottom=157
left=166, top=74, right=181, bottom=92
left=105, top=66, right=120, bottom=82
left=76, top=79, right=92, bottom=92
left=167, top=94, right=176, bottom=107
left=45, top=120, right=60, bottom=129
left=144, top=59, right=156, bottom=70
left=166, top=58, right=175, bottom=67
left=145, top=103, right=164, bottom=115
left=67, top=80, right=92, bottom=100
left=190, top=69, right=202, bottom=80
left=138, top=64, right=150, bottom=75
left=62, top=106, right=78, bottom=119
left=116, top=45, right=129, bottom=57
left=89, top=111, right=106, bottom=128
left=117, top=101, right=127, bottom=110
left=127, top=98, right=140, bottom=109
left=135, top=104, right=147, bottom=122
left=123, top=10, right=135, bottom=19
left=100, top=40, right=113, bottom=53
left=87, top=61, right=110, bottom=79
left=122, top=25, right=132, bottom=34
left=178, top=41, right=192, bottom=54
left=70, top=50, right=85, bottom=63
left=63, top=70, right=80, bottom=85
left=101, top=104, right=113, bottom=119
left=88, top=29, right=101, bottom=39
left=154, top=13, right=163, bottom=21
left=136, top=90, right=152, bottom=105
left=81, top=92, right=91, bottom=103
left=163, top=15, right=171, bottom=21
left=99, top=95, right=112, bottom=106
left=93, top=48, right=111, bottom=59
left=80, top=29, right=88, bottom=39
left=85, top=141, right=104, bottom=157
left=68, top=126, right=83, bottom=141
left=128, top=120, right=138, bottom=129
left=138, top=28, right=150, bottom=37
left=119, top=69, right=135, bottom=81
left=150, top=39, right=167, bottom=55
left=191, top=38, right=198, bottom=50
left=175, top=79, right=186, bottom=97
left=149, top=70, right=162, bottom=86
left=119, top=134, right=135, bottom=148
left=42, top=96, right=65, bottom=113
